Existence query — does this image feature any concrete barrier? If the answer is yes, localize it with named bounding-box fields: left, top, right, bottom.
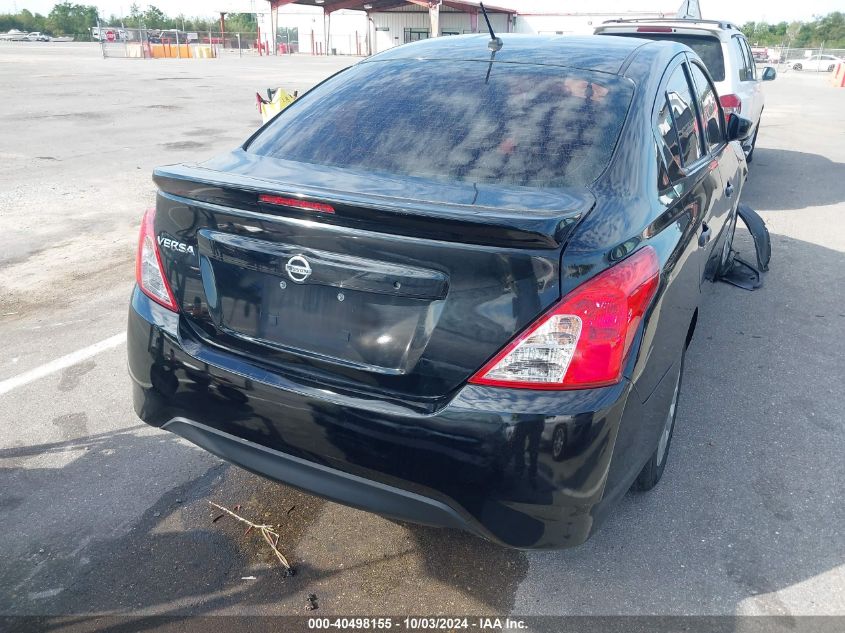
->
left=150, top=43, right=192, bottom=58
left=192, top=44, right=215, bottom=59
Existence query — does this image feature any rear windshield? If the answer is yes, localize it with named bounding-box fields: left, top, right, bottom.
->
left=246, top=59, right=634, bottom=189
left=609, top=33, right=725, bottom=81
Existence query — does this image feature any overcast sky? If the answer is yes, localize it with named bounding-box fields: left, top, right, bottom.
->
left=1, top=0, right=841, bottom=25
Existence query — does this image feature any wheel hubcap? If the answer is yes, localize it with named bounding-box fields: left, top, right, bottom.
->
left=553, top=428, right=565, bottom=457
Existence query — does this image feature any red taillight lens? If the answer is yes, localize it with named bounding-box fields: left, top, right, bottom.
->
left=136, top=207, right=179, bottom=311
left=719, top=93, right=742, bottom=116
left=636, top=26, right=674, bottom=32
left=469, top=247, right=660, bottom=390
left=258, top=194, right=335, bottom=214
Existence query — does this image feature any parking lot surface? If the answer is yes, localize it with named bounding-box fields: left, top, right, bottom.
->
left=1, top=43, right=843, bottom=618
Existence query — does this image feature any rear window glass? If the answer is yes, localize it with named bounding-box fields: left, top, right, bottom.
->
left=609, top=33, right=725, bottom=82
left=246, top=60, right=634, bottom=189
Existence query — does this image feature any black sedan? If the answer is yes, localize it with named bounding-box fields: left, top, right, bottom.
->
left=128, top=34, right=753, bottom=548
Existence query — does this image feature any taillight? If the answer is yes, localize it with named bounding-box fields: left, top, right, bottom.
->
left=636, top=26, right=673, bottom=32
left=469, top=246, right=660, bottom=390
left=135, top=207, right=179, bottom=311
left=719, top=93, right=742, bottom=116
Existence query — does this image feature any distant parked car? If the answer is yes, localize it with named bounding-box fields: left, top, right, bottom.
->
left=25, top=32, right=51, bottom=42
left=148, top=29, right=191, bottom=44
left=751, top=47, right=768, bottom=63
left=0, top=29, right=28, bottom=41
left=595, top=18, right=777, bottom=162
left=790, top=55, right=844, bottom=72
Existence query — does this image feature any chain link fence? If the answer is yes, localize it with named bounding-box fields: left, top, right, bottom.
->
left=753, top=45, right=845, bottom=71
left=90, top=26, right=380, bottom=58
left=95, top=28, right=307, bottom=59
left=97, top=28, right=215, bottom=59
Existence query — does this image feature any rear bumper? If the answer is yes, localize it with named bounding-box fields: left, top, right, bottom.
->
left=128, top=287, right=652, bottom=549
left=164, top=417, right=479, bottom=534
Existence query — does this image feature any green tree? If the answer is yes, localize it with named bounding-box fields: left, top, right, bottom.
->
left=814, top=11, right=845, bottom=46
left=225, top=13, right=258, bottom=33
left=794, top=22, right=815, bottom=46
left=128, top=3, right=142, bottom=28
left=47, top=3, right=98, bottom=36
left=142, top=5, right=168, bottom=29
left=741, top=21, right=756, bottom=36
left=769, top=22, right=788, bottom=38
left=12, top=9, right=49, bottom=32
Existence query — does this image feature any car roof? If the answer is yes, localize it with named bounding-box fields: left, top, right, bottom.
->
left=366, top=34, right=661, bottom=75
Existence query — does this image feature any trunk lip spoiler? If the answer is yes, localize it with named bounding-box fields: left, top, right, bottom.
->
left=153, top=162, right=595, bottom=250
left=160, top=190, right=563, bottom=256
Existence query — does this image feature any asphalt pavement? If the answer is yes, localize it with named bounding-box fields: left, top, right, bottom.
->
left=0, top=43, right=843, bottom=619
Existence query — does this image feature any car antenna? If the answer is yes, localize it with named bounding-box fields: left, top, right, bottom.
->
left=479, top=2, right=501, bottom=84
left=479, top=3, right=502, bottom=52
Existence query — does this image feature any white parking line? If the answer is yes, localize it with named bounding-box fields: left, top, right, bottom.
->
left=0, top=332, right=126, bottom=396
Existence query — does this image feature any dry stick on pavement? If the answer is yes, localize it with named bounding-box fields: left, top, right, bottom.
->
left=209, top=501, right=292, bottom=571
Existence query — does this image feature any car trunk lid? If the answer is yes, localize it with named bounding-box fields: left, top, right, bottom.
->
left=152, top=153, right=594, bottom=405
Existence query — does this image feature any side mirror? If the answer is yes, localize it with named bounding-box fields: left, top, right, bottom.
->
left=762, top=66, right=777, bottom=81
left=726, top=113, right=754, bottom=142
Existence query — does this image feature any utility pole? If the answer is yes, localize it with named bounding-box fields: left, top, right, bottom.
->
left=97, top=13, right=105, bottom=58
left=429, top=0, right=441, bottom=38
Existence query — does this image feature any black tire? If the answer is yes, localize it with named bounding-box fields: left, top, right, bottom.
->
left=631, top=351, right=685, bottom=492
left=793, top=63, right=802, bottom=71
left=827, top=64, right=835, bottom=72
left=745, top=123, right=759, bottom=163
left=716, top=209, right=739, bottom=278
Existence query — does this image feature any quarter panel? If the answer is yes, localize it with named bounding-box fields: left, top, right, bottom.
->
left=568, top=52, right=703, bottom=402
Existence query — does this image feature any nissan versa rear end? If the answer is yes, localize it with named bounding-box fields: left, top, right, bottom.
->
left=129, top=34, right=743, bottom=548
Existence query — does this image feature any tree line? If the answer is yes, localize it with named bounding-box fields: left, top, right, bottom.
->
left=741, top=12, right=844, bottom=48
left=0, top=2, right=259, bottom=37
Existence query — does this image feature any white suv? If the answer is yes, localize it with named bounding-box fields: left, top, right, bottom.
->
left=595, top=18, right=776, bottom=162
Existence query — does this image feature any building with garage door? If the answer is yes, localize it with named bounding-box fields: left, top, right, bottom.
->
left=256, top=1, right=698, bottom=56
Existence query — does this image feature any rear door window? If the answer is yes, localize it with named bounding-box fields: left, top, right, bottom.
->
left=656, top=89, right=683, bottom=184
left=688, top=62, right=724, bottom=152
left=247, top=59, right=634, bottom=189
left=664, top=64, right=703, bottom=167
left=739, top=38, right=757, bottom=80
left=733, top=36, right=752, bottom=81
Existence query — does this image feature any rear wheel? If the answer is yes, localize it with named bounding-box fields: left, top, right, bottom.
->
left=827, top=64, right=836, bottom=72
left=793, top=63, right=803, bottom=71
left=631, top=351, right=685, bottom=492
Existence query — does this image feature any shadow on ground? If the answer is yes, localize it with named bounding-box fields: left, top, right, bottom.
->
left=0, top=428, right=527, bottom=617
left=742, top=148, right=845, bottom=211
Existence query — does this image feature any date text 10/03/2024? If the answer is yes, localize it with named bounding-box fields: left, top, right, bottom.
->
left=307, top=617, right=528, bottom=630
